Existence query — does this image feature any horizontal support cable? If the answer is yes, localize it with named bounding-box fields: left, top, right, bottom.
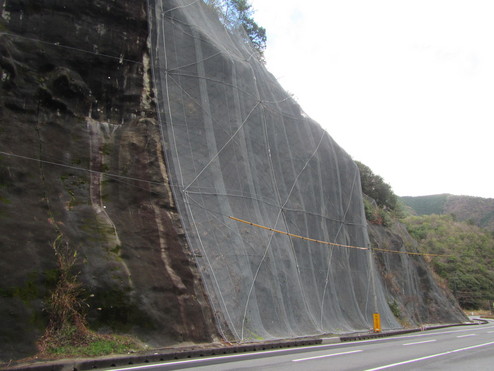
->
left=229, top=216, right=450, bottom=256
left=0, top=32, right=142, bottom=64
left=229, top=216, right=368, bottom=250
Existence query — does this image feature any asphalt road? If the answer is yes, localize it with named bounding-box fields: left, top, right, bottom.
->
left=109, top=321, right=494, bottom=371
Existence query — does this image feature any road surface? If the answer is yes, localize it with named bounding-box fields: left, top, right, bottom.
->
left=108, top=321, right=494, bottom=370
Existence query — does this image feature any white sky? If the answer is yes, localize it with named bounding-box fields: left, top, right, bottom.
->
left=249, top=0, right=494, bottom=198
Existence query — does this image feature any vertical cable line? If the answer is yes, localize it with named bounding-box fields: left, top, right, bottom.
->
left=344, top=170, right=372, bottom=326
left=147, top=0, right=230, bottom=341
left=147, top=0, right=401, bottom=342
left=161, top=8, right=186, bottom=189
left=239, top=96, right=291, bottom=341
left=240, top=126, right=328, bottom=340
left=183, top=101, right=261, bottom=193
left=278, top=130, right=328, bottom=333
left=185, top=195, right=239, bottom=340
left=319, top=162, right=360, bottom=329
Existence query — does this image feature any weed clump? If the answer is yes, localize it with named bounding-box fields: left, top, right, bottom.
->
left=37, top=234, right=143, bottom=358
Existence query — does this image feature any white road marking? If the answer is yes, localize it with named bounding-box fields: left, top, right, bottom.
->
left=364, top=340, right=494, bottom=371
left=402, top=339, right=437, bottom=346
left=108, top=345, right=361, bottom=371
left=292, top=349, right=363, bottom=362
left=105, top=325, right=494, bottom=370
left=457, top=334, right=476, bottom=338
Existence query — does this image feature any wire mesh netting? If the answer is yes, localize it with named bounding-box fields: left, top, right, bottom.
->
left=148, top=0, right=400, bottom=341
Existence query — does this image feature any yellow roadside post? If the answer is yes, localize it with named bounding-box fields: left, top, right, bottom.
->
left=368, top=241, right=381, bottom=333
left=373, top=312, right=381, bottom=333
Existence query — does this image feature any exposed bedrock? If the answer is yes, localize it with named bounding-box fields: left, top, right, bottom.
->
left=369, top=222, right=466, bottom=327
left=0, top=0, right=217, bottom=361
left=0, top=0, right=467, bottom=362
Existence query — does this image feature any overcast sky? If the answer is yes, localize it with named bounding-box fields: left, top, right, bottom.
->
left=249, top=0, right=494, bottom=198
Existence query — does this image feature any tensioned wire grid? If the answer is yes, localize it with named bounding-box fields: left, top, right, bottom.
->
left=147, top=0, right=400, bottom=342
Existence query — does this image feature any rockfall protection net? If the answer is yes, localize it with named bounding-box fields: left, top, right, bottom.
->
left=148, top=0, right=400, bottom=341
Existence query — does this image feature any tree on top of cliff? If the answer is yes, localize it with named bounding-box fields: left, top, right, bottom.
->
left=205, top=0, right=267, bottom=59
left=356, top=161, right=399, bottom=212
left=228, top=0, right=267, bottom=54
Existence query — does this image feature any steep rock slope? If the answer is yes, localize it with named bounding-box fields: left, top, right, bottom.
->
left=0, top=0, right=217, bottom=361
left=0, top=0, right=468, bottom=362
left=369, top=223, right=466, bottom=326
left=149, top=0, right=403, bottom=341
left=148, top=0, right=467, bottom=342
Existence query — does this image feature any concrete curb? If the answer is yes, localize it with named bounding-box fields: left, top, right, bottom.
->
left=340, top=328, right=421, bottom=341
left=3, top=338, right=323, bottom=371
left=340, top=321, right=479, bottom=342
left=4, top=321, right=479, bottom=371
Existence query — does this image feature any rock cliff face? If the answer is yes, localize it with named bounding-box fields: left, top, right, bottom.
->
left=0, top=0, right=467, bottom=362
left=147, top=0, right=467, bottom=343
left=0, top=0, right=217, bottom=361
left=148, top=0, right=402, bottom=342
left=368, top=223, right=466, bottom=326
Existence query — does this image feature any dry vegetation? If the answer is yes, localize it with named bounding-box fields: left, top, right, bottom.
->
left=37, top=234, right=143, bottom=358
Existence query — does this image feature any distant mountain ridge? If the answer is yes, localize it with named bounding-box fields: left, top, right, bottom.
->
left=401, top=194, right=494, bottom=231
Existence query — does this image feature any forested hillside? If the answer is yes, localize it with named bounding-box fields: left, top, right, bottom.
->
left=358, top=163, right=494, bottom=311
left=403, top=214, right=494, bottom=309
left=401, top=194, right=494, bottom=232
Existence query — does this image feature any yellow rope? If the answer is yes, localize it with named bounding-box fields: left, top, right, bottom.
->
left=373, top=247, right=447, bottom=257
left=229, top=216, right=368, bottom=250
left=229, top=216, right=448, bottom=257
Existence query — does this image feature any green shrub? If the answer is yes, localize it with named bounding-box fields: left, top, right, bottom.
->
left=403, top=214, right=494, bottom=309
